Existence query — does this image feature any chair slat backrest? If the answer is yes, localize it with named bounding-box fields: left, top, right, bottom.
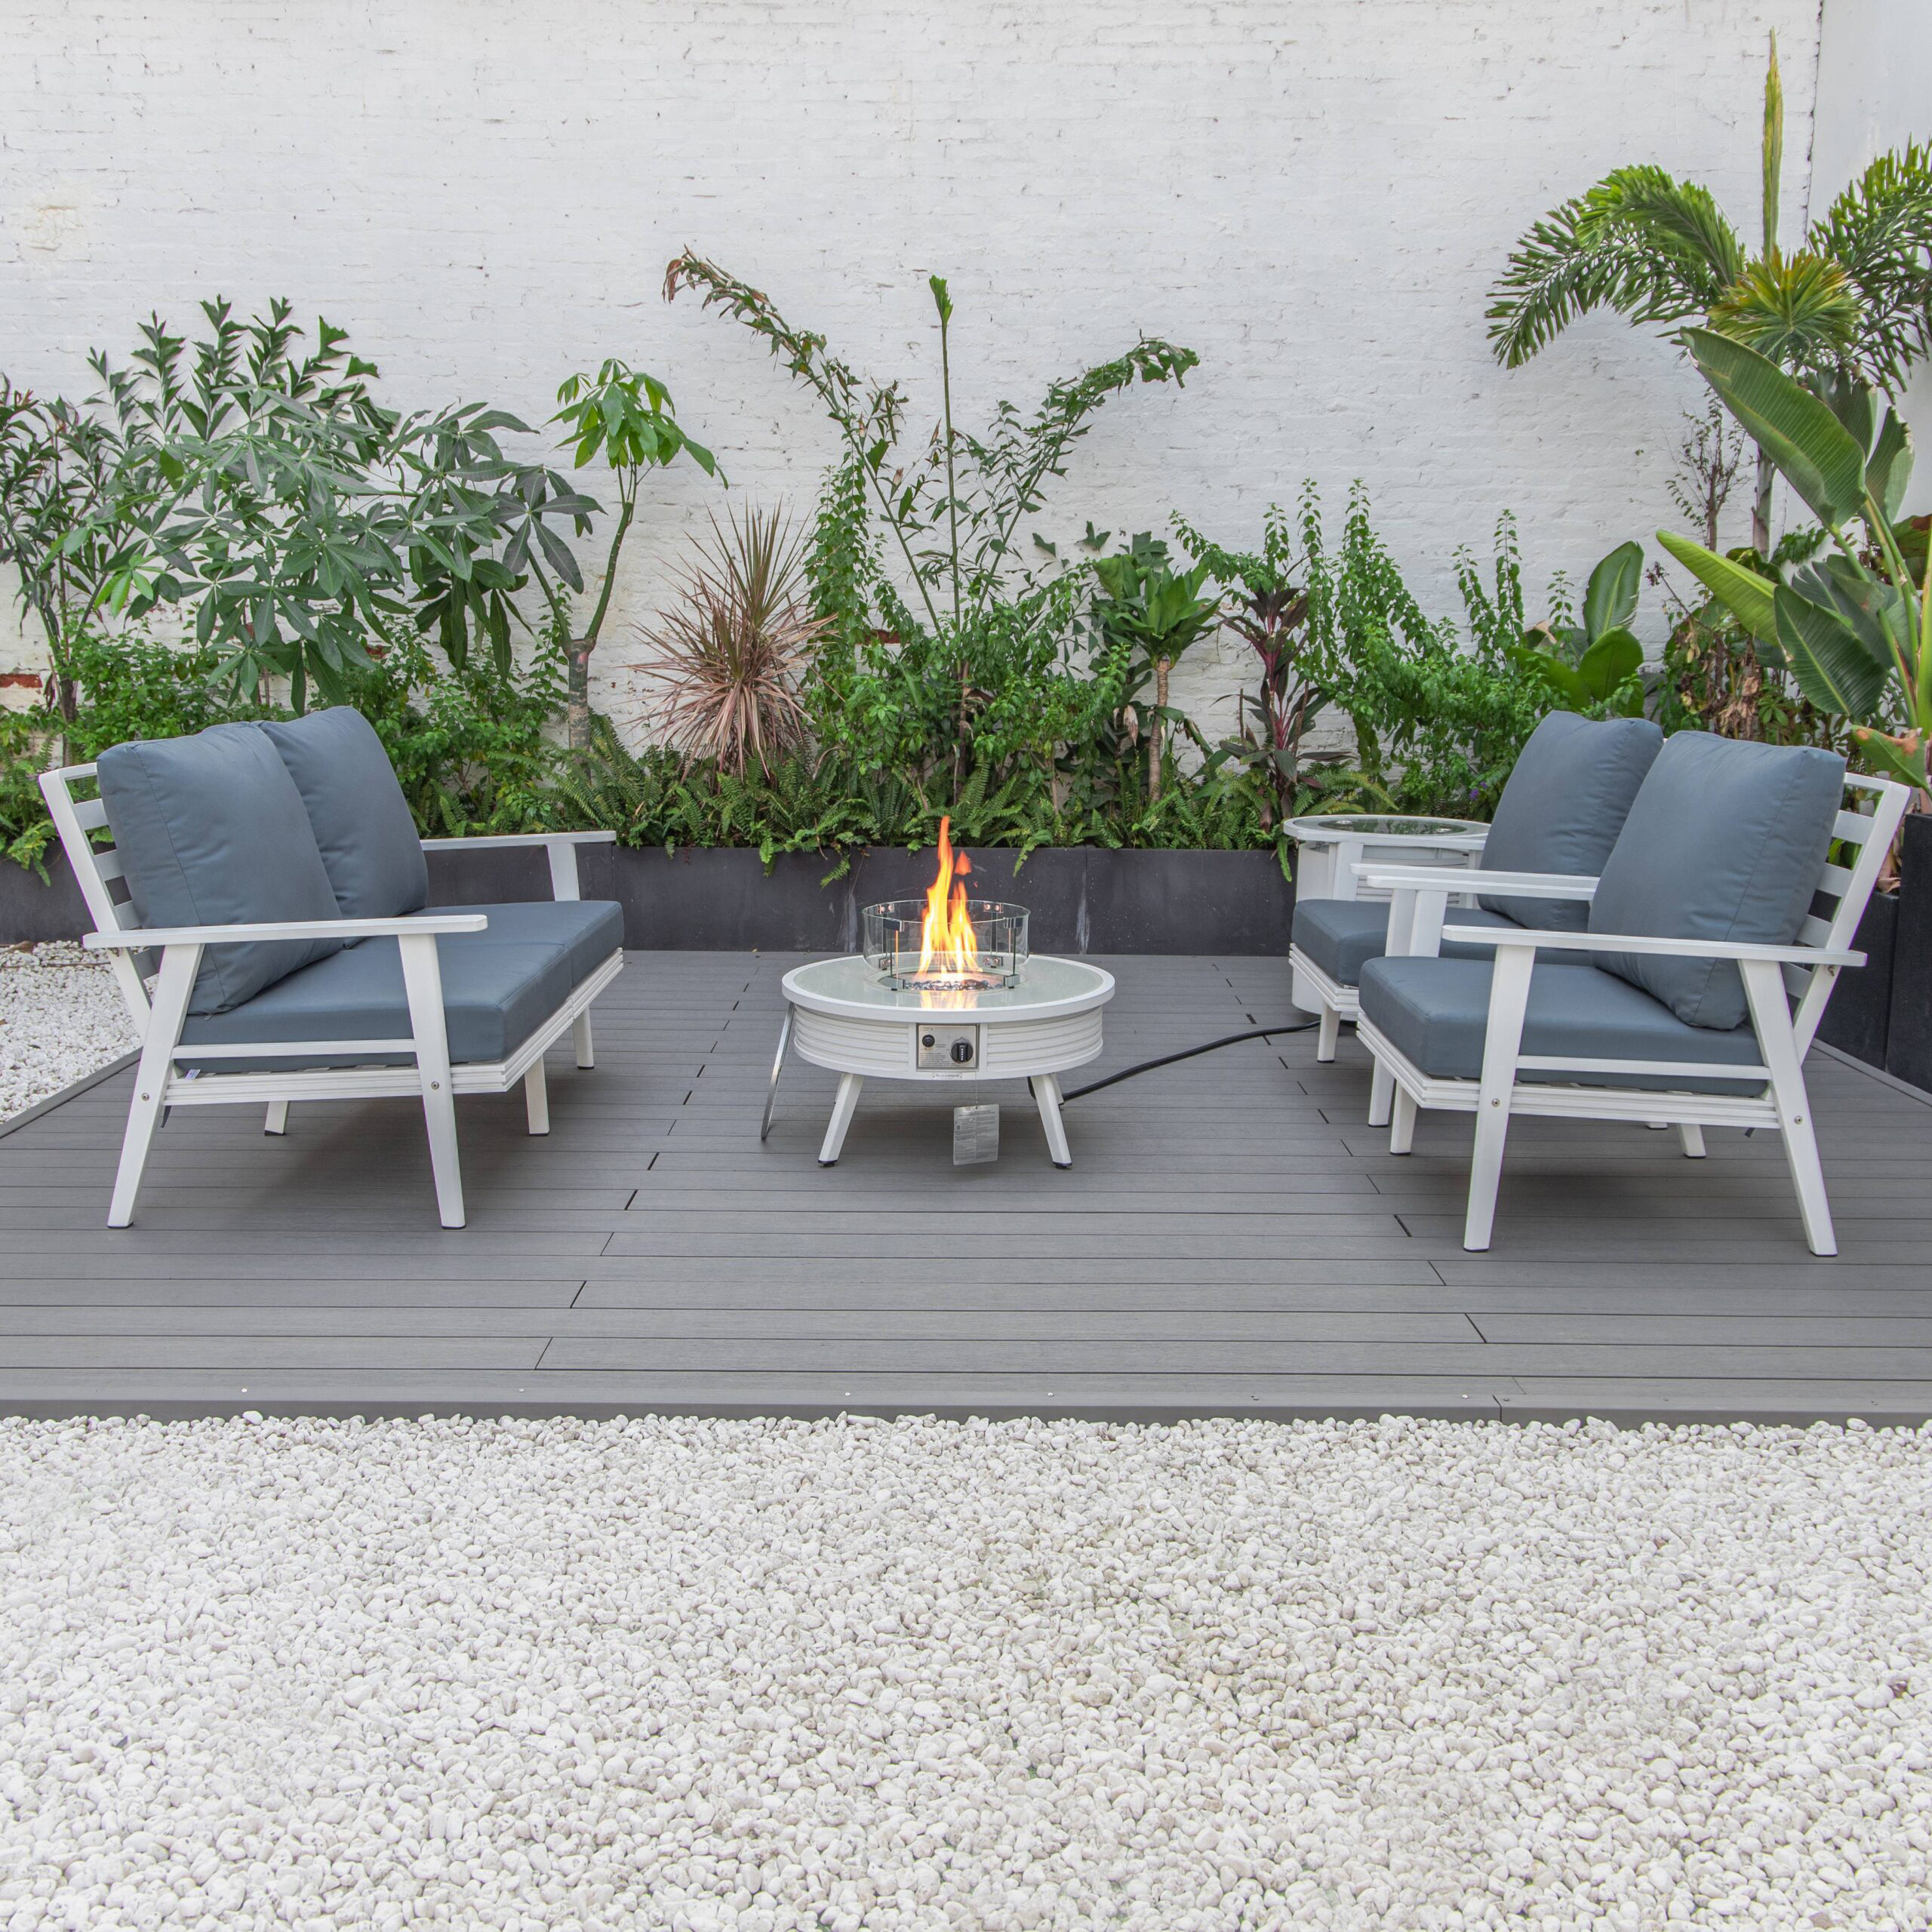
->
left=1790, top=773, right=1912, bottom=1056
left=37, top=761, right=154, bottom=1028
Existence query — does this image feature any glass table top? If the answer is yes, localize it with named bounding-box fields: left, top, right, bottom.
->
left=783, top=953, right=1113, bottom=1018
left=1285, top=814, right=1489, bottom=841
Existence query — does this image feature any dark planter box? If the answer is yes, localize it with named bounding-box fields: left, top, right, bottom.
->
left=1816, top=888, right=1897, bottom=1071
left=4, top=839, right=1295, bottom=955
left=0, top=844, right=94, bottom=943
left=1886, top=812, right=1932, bottom=1094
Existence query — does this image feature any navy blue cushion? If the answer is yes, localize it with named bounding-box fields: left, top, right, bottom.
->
left=97, top=724, right=343, bottom=1016
left=177, top=927, right=573, bottom=1072
left=415, top=900, right=623, bottom=988
left=1358, top=955, right=1767, bottom=1096
left=1477, top=712, right=1663, bottom=931
left=1292, top=897, right=1533, bottom=986
left=262, top=709, right=427, bottom=925
left=1588, top=734, right=1846, bottom=1030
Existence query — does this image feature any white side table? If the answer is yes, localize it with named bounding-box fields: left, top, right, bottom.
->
left=767, top=955, right=1116, bottom=1166
left=1284, top=814, right=1490, bottom=1012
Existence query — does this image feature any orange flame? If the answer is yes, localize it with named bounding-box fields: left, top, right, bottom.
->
left=916, top=817, right=979, bottom=981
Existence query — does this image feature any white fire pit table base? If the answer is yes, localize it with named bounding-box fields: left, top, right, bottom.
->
left=767, top=955, right=1116, bottom=1167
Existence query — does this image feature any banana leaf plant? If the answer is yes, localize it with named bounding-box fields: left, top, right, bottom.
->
left=1089, top=534, right=1221, bottom=803
left=1511, top=540, right=1647, bottom=715
left=1657, top=328, right=1929, bottom=792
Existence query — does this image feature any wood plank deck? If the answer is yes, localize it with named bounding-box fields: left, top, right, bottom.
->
left=2, top=949, right=1930, bottom=1423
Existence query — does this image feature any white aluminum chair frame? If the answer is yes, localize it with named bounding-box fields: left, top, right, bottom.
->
left=1287, top=832, right=1485, bottom=1060
left=39, top=761, right=620, bottom=1231
left=1348, top=774, right=1910, bottom=1257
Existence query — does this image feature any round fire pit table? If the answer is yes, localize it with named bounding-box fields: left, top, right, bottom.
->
left=768, top=955, right=1116, bottom=1167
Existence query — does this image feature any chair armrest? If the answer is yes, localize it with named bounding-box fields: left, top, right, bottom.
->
left=1356, top=865, right=1598, bottom=899
left=420, top=832, right=617, bottom=851
left=84, top=913, right=490, bottom=949
left=1441, top=924, right=1864, bottom=968
left=420, top=830, right=612, bottom=902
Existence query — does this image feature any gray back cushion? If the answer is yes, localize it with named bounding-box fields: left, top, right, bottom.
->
left=1478, top=712, right=1663, bottom=930
left=97, top=724, right=345, bottom=1016
left=262, top=708, right=427, bottom=923
left=1588, top=732, right=1846, bottom=1029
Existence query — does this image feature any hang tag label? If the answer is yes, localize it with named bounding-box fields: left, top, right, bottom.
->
left=952, top=1103, right=999, bottom=1165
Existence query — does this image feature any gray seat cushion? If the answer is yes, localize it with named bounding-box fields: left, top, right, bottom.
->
left=97, top=724, right=344, bottom=1016
left=262, top=708, right=428, bottom=926
left=416, top=900, right=623, bottom=988
left=1292, top=898, right=1528, bottom=987
left=1588, top=734, right=1846, bottom=1030
left=177, top=928, right=573, bottom=1072
left=1477, top=712, right=1663, bottom=931
left=1358, top=955, right=1767, bottom=1096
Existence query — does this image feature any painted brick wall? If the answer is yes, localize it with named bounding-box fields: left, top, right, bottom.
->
left=0, top=0, right=1837, bottom=736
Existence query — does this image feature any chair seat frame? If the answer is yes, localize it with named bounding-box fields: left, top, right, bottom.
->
left=39, top=758, right=621, bottom=1230
left=1346, top=774, right=1911, bottom=1257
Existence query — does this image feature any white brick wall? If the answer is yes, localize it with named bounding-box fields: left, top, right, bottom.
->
left=0, top=0, right=1861, bottom=738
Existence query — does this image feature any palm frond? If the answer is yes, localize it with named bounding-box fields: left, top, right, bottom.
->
left=1806, top=143, right=1932, bottom=390
left=1487, top=169, right=1742, bottom=366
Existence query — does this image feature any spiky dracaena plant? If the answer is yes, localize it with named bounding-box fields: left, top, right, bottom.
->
left=629, top=505, right=824, bottom=777
left=1488, top=33, right=1932, bottom=553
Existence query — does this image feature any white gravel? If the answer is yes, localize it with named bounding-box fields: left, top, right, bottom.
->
left=3, top=1414, right=1929, bottom=1930
left=0, top=942, right=139, bottom=1121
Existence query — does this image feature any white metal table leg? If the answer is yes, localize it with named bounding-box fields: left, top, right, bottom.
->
left=1030, top=1074, right=1072, bottom=1168
left=264, top=1101, right=288, bottom=1136
left=1389, top=1088, right=1417, bottom=1155
left=524, top=1059, right=550, bottom=1134
left=818, top=1072, right=863, bottom=1166
left=761, top=1005, right=794, bottom=1143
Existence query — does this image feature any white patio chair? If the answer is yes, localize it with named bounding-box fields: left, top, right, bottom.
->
left=40, top=715, right=621, bottom=1231
left=1288, top=712, right=1662, bottom=1061
left=1350, top=740, right=1909, bottom=1256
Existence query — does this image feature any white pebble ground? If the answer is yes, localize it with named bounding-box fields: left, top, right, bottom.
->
left=0, top=942, right=138, bottom=1120
left=3, top=1414, right=1928, bottom=1931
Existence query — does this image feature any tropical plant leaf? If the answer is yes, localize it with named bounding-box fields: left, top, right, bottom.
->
left=1655, top=529, right=1779, bottom=646
left=1581, top=541, right=1643, bottom=640
left=1772, top=584, right=1889, bottom=717
left=1707, top=252, right=1863, bottom=370
left=1577, top=626, right=1643, bottom=699
left=1866, top=408, right=1913, bottom=523
left=1683, top=328, right=1868, bottom=528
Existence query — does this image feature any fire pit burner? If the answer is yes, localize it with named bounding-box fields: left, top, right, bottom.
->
left=862, top=819, right=1028, bottom=991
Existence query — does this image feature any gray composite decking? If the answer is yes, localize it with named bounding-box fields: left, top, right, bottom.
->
left=2, top=949, right=1930, bottom=1423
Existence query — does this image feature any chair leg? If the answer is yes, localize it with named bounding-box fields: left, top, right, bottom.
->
left=1742, top=961, right=1835, bottom=1257
left=524, top=1060, right=550, bottom=1135
left=398, top=934, right=465, bottom=1229
left=573, top=1012, right=595, bottom=1070
left=1678, top=1124, right=1706, bottom=1158
left=109, top=944, right=200, bottom=1229
left=1367, top=1061, right=1395, bottom=1128
left=264, top=1101, right=288, bottom=1136
left=1389, top=1088, right=1417, bottom=1155
left=1315, top=1002, right=1340, bottom=1062
left=1463, top=1103, right=1512, bottom=1251
left=1463, top=945, right=1534, bottom=1253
